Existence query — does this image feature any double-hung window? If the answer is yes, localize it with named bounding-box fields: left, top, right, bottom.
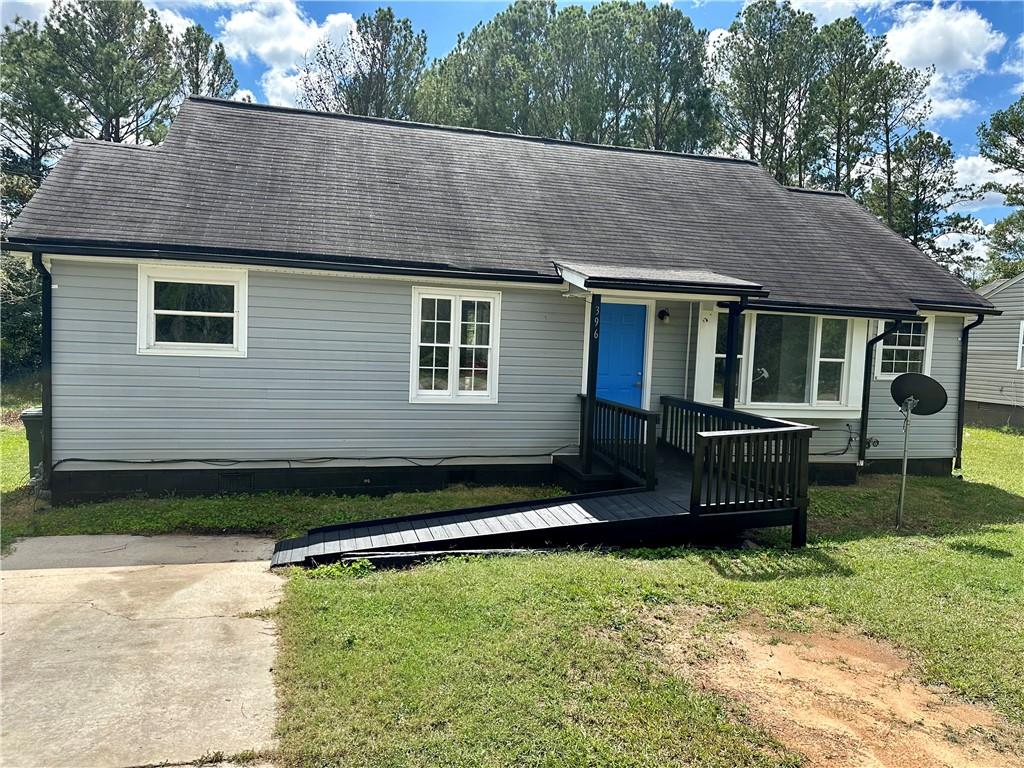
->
left=712, top=311, right=746, bottom=400
left=876, top=320, right=929, bottom=378
left=1017, top=321, right=1024, bottom=370
left=411, top=287, right=500, bottom=403
left=137, top=265, right=247, bottom=357
left=741, top=313, right=851, bottom=406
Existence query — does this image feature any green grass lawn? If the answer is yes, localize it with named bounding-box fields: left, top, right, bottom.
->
left=274, top=426, right=1024, bottom=767
left=2, top=421, right=1022, bottom=764
left=0, top=479, right=562, bottom=551
left=1, top=426, right=31, bottom=494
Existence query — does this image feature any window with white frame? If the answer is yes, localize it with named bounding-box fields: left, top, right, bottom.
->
left=748, top=314, right=849, bottom=404
left=877, top=320, right=928, bottom=377
left=137, top=265, right=247, bottom=357
left=713, top=311, right=746, bottom=400
left=1018, top=321, right=1024, bottom=370
left=411, top=287, right=500, bottom=402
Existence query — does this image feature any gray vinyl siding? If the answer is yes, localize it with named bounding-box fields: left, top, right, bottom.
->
left=864, top=314, right=962, bottom=460
left=650, top=300, right=699, bottom=406
left=51, top=259, right=584, bottom=463
left=966, top=278, right=1024, bottom=407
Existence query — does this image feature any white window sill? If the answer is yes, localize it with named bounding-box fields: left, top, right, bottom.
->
left=737, top=404, right=861, bottom=420
left=137, top=346, right=247, bottom=358
left=409, top=394, right=499, bottom=405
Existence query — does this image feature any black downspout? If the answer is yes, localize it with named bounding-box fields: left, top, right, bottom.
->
left=31, top=252, right=52, bottom=488
left=581, top=293, right=602, bottom=474
left=722, top=299, right=747, bottom=410
left=858, top=320, right=902, bottom=466
left=955, top=314, right=985, bottom=470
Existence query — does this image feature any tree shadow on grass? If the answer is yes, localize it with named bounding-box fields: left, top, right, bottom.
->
left=701, top=547, right=854, bottom=582
left=807, top=475, right=1024, bottom=544
left=947, top=541, right=1014, bottom=559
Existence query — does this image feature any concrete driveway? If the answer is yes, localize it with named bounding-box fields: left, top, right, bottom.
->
left=1, top=535, right=282, bottom=768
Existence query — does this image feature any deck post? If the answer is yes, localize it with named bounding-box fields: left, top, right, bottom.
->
left=791, top=433, right=810, bottom=548
left=581, top=294, right=602, bottom=474
left=690, top=435, right=705, bottom=516
left=722, top=301, right=744, bottom=410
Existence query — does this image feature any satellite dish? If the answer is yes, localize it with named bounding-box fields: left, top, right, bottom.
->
left=888, top=373, right=948, bottom=529
left=890, top=373, right=947, bottom=416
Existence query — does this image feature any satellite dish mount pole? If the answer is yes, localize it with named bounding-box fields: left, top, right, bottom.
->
left=897, top=395, right=918, bottom=529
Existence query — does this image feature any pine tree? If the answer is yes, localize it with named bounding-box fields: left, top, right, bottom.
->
left=175, top=24, right=237, bottom=100
left=46, top=0, right=179, bottom=144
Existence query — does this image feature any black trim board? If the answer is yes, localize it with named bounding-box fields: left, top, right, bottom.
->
left=49, top=460, right=623, bottom=505
left=7, top=239, right=564, bottom=286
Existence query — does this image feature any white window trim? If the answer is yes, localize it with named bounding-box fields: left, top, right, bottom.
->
left=694, top=306, right=868, bottom=418
left=743, top=312, right=853, bottom=408
left=409, top=286, right=501, bottom=404
left=136, top=264, right=248, bottom=358
left=579, top=296, right=656, bottom=411
left=873, top=317, right=934, bottom=380
left=1018, top=320, right=1024, bottom=371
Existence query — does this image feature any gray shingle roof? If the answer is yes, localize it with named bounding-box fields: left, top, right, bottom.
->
left=7, top=97, right=991, bottom=315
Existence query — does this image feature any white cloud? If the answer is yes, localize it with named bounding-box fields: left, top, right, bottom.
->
left=886, top=3, right=1006, bottom=122
left=156, top=7, right=196, bottom=38
left=789, top=0, right=893, bottom=26
left=886, top=2, right=1006, bottom=74
left=952, top=154, right=1019, bottom=212
left=217, top=0, right=355, bottom=106
left=1002, top=34, right=1024, bottom=95
left=233, top=88, right=256, bottom=103
left=1, top=0, right=51, bottom=26
left=706, top=27, right=729, bottom=59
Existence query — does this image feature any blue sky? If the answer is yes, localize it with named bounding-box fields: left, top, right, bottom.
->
left=4, top=0, right=1022, bottom=230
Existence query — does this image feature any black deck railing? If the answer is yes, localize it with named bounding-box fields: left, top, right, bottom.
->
left=578, top=395, right=659, bottom=489
left=660, top=396, right=815, bottom=517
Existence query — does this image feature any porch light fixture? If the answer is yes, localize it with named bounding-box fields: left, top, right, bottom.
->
left=657, top=308, right=671, bottom=324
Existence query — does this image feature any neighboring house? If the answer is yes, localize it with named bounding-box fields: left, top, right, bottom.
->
left=4, top=97, right=996, bottom=504
left=965, top=274, right=1024, bottom=428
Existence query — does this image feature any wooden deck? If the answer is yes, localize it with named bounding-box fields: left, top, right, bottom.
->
left=271, top=447, right=801, bottom=567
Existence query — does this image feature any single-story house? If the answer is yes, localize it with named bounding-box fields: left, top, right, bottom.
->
left=965, top=273, right=1024, bottom=429
left=5, top=97, right=997, bottom=507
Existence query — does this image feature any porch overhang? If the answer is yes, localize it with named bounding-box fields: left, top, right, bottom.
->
left=554, top=261, right=769, bottom=299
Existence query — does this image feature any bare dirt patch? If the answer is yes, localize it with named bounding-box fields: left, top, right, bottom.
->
left=659, top=611, right=1024, bottom=768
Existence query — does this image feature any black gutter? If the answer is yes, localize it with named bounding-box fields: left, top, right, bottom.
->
left=912, top=301, right=1000, bottom=316
left=3, top=239, right=565, bottom=286
left=30, top=252, right=52, bottom=488
left=955, top=313, right=985, bottom=470
left=858, top=320, right=902, bottom=465
left=582, top=277, right=768, bottom=298
left=748, top=299, right=924, bottom=322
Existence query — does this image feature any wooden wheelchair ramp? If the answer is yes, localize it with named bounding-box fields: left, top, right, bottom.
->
left=272, top=488, right=689, bottom=568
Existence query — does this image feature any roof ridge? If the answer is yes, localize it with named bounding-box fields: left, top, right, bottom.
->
left=785, top=186, right=847, bottom=198
left=185, top=96, right=761, bottom=167
left=72, top=138, right=159, bottom=151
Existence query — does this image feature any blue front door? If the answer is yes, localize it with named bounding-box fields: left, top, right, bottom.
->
left=597, top=303, right=647, bottom=408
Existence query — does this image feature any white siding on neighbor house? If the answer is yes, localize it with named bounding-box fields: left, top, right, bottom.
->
left=966, top=278, right=1024, bottom=407
left=864, top=314, right=963, bottom=460
left=50, top=259, right=586, bottom=464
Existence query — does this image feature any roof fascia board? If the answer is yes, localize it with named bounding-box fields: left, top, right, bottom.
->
left=555, top=264, right=589, bottom=291
left=748, top=300, right=925, bottom=322
left=42, top=252, right=568, bottom=291
left=592, top=287, right=749, bottom=303
left=583, top=277, right=768, bottom=297
left=912, top=301, right=1000, bottom=316
left=24, top=242, right=565, bottom=287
